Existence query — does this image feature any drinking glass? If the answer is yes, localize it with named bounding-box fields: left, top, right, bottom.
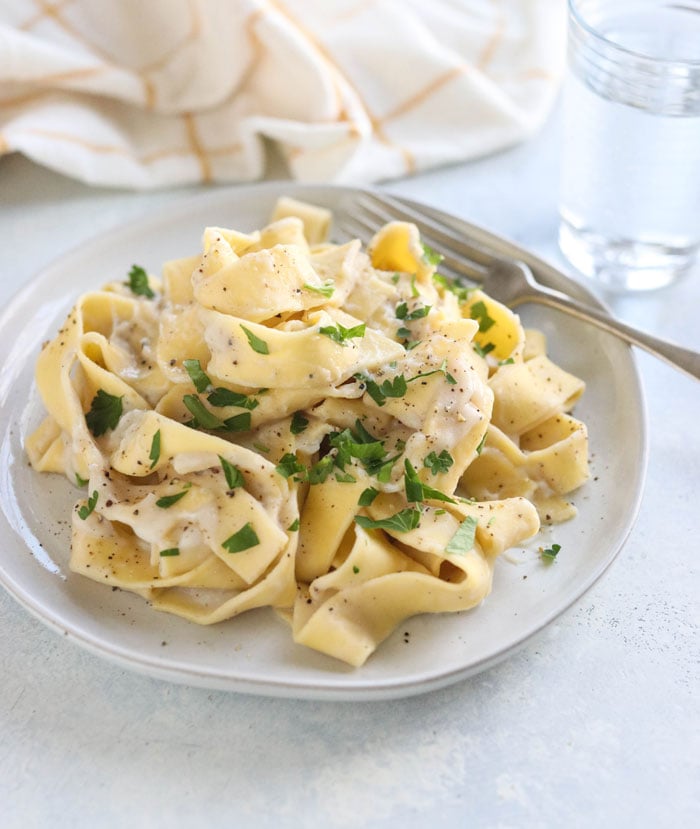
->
left=558, top=0, right=700, bottom=291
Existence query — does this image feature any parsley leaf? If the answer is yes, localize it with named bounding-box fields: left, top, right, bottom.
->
left=404, top=460, right=456, bottom=504
left=470, top=300, right=496, bottom=333
left=126, top=265, right=154, bottom=298
left=432, top=272, right=474, bottom=303
left=223, top=412, right=251, bottom=432
left=307, top=455, right=335, bottom=484
left=319, top=322, right=366, bottom=345
left=335, top=471, right=357, bottom=483
left=85, top=390, right=123, bottom=437
left=473, top=342, right=495, bottom=358
left=275, top=453, right=306, bottom=479
left=219, top=456, right=244, bottom=490
left=290, top=411, right=309, bottom=434
left=159, top=548, right=180, bottom=557
left=241, top=325, right=269, bottom=355
left=206, top=388, right=259, bottom=410
left=408, top=358, right=456, bottom=385
left=355, top=507, right=421, bottom=533
left=183, top=359, right=211, bottom=393
left=288, top=518, right=300, bottom=532
left=475, top=433, right=487, bottom=455
left=396, top=301, right=430, bottom=321
left=329, top=428, right=385, bottom=470
left=222, top=522, right=260, bottom=553
left=446, top=515, right=478, bottom=555
left=182, top=395, right=224, bottom=430
left=422, top=242, right=444, bottom=266
left=373, top=454, right=401, bottom=483
left=540, top=543, right=561, bottom=562
left=149, top=429, right=161, bottom=470
left=358, top=487, right=379, bottom=506
left=77, top=490, right=98, bottom=520
left=360, top=374, right=408, bottom=406
left=424, top=450, right=454, bottom=475
left=156, top=484, right=191, bottom=509
left=304, top=281, right=335, bottom=297
left=75, top=473, right=89, bottom=487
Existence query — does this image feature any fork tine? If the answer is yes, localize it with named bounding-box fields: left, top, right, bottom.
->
left=355, top=191, right=497, bottom=270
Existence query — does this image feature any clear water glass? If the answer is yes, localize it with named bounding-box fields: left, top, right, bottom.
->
left=558, top=0, right=700, bottom=291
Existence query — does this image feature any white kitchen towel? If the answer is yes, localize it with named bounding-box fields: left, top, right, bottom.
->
left=0, top=0, right=567, bottom=189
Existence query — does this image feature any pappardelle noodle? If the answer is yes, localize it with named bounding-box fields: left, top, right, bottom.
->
left=26, top=197, right=589, bottom=667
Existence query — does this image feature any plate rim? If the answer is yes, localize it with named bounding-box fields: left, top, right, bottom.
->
left=0, top=181, right=648, bottom=700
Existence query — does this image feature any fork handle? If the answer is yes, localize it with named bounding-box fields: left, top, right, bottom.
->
left=517, top=283, right=700, bottom=381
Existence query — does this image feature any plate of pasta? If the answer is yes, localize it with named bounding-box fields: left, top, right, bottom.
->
left=0, top=184, right=646, bottom=700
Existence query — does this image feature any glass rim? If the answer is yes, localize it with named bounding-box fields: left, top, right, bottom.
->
left=568, top=0, right=700, bottom=67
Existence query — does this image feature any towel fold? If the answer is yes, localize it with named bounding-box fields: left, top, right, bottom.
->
left=0, top=0, right=566, bottom=189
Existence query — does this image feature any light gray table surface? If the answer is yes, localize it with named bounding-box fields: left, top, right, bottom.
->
left=1, top=110, right=698, bottom=828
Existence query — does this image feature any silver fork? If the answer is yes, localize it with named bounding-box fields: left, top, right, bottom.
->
left=337, top=191, right=700, bottom=381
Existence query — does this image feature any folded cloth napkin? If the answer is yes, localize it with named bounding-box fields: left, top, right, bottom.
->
left=0, top=0, right=566, bottom=189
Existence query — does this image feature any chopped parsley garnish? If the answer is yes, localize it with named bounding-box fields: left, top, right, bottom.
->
left=432, top=272, right=474, bottom=303
left=222, top=522, right=260, bottom=553
left=407, top=358, right=456, bottom=385
left=395, top=301, right=431, bottom=321
left=126, top=265, right=154, bottom=299
left=159, top=548, right=180, bottom=557
left=446, top=515, right=478, bottom=555
left=403, top=460, right=455, bottom=504
left=156, top=484, right=191, bottom=509
left=473, top=342, right=495, bottom=358
left=223, top=412, right=251, bottom=432
left=355, top=507, right=421, bottom=533
left=330, top=427, right=385, bottom=469
left=319, top=322, right=366, bottom=345
left=304, top=281, right=335, bottom=297
left=77, top=490, right=98, bottom=520
left=290, top=411, right=309, bottom=434
left=206, top=388, right=259, bottom=410
left=475, top=433, right=487, bottom=455
left=335, top=471, right=357, bottom=483
left=353, top=419, right=377, bottom=444
left=359, top=374, right=408, bottom=406
left=182, top=395, right=224, bottom=430
left=358, top=487, right=379, bottom=506
left=85, top=390, right=123, bottom=437
left=540, top=543, right=561, bottom=562
left=307, top=455, right=335, bottom=484
left=470, top=300, right=496, bottom=333
left=183, top=396, right=252, bottom=433
left=374, top=454, right=401, bottom=483
left=219, top=456, right=244, bottom=490
left=241, top=325, right=269, bottom=354
left=149, top=429, right=161, bottom=470
left=499, top=357, right=515, bottom=366
left=410, top=273, right=419, bottom=298
left=275, top=453, right=306, bottom=479
left=424, top=450, right=454, bottom=475
left=288, top=518, right=300, bottom=532
left=353, top=565, right=360, bottom=574
left=421, top=242, right=444, bottom=266
left=75, top=473, right=89, bottom=487
left=183, top=359, right=211, bottom=393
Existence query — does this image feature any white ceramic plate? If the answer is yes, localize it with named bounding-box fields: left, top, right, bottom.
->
left=0, top=183, right=647, bottom=700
